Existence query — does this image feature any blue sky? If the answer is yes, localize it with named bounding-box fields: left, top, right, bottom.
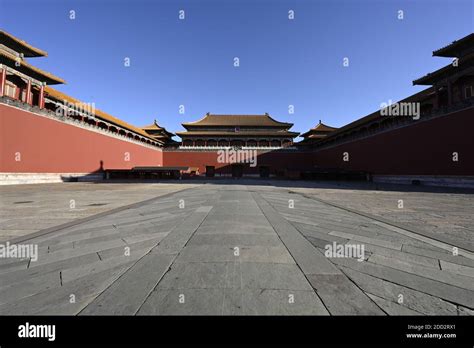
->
left=1, top=0, right=473, bottom=139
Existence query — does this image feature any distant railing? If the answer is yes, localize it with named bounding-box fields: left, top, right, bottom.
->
left=175, top=145, right=297, bottom=151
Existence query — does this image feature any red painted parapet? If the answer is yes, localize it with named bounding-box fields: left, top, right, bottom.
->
left=0, top=104, right=163, bottom=173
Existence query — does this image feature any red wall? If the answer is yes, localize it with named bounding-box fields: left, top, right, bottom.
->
left=163, top=150, right=314, bottom=175
left=2, top=103, right=472, bottom=177
left=310, top=107, right=474, bottom=175
left=164, top=108, right=474, bottom=177
left=0, top=104, right=163, bottom=173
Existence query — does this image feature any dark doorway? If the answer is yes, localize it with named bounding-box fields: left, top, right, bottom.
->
left=259, top=166, right=270, bottom=178
left=232, top=164, right=243, bottom=178
left=206, top=166, right=215, bottom=177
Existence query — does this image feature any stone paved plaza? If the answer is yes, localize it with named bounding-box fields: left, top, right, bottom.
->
left=0, top=182, right=198, bottom=242
left=0, top=180, right=473, bottom=315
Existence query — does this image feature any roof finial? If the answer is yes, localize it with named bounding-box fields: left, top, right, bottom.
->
left=265, top=112, right=269, bottom=116
left=206, top=112, right=210, bottom=116
left=319, top=119, right=321, bottom=124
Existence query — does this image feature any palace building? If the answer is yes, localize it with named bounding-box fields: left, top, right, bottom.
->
left=0, top=30, right=170, bottom=148
left=303, top=33, right=474, bottom=186
left=176, top=113, right=299, bottom=148
left=141, top=120, right=178, bottom=147
left=310, top=33, right=474, bottom=153
left=413, top=33, right=474, bottom=110
left=1, top=30, right=473, bottom=186
left=0, top=30, right=64, bottom=107
left=0, top=30, right=172, bottom=183
left=298, top=120, right=338, bottom=146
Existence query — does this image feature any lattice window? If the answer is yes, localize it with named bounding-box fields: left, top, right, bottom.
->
left=4, top=82, right=16, bottom=98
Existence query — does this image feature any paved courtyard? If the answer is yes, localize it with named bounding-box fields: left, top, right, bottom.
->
left=0, top=181, right=473, bottom=315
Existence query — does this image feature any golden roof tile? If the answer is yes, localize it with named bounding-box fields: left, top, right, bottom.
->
left=182, top=113, right=293, bottom=128
left=0, top=30, right=48, bottom=57
left=0, top=50, right=65, bottom=84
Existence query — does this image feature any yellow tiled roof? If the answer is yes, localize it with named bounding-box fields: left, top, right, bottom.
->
left=141, top=120, right=164, bottom=130
left=0, top=49, right=65, bottom=84
left=300, top=121, right=338, bottom=138
left=0, top=30, right=48, bottom=57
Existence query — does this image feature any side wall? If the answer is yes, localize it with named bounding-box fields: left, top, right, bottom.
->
left=2, top=102, right=472, bottom=180
left=310, top=107, right=474, bottom=175
left=163, top=150, right=314, bottom=175
left=164, top=107, right=474, bottom=178
left=0, top=104, right=163, bottom=173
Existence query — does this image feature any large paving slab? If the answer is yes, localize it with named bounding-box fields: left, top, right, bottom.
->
left=287, top=181, right=474, bottom=252
left=0, top=182, right=198, bottom=242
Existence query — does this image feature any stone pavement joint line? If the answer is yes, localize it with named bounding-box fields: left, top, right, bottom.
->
left=79, top=203, right=214, bottom=315
left=5, top=185, right=197, bottom=245
left=255, top=187, right=474, bottom=312
left=252, top=191, right=386, bottom=315
left=296, top=191, right=474, bottom=254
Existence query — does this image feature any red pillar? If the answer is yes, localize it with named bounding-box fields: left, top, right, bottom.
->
left=0, top=68, right=6, bottom=96
left=26, top=79, right=32, bottom=104
left=39, top=84, right=45, bottom=108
